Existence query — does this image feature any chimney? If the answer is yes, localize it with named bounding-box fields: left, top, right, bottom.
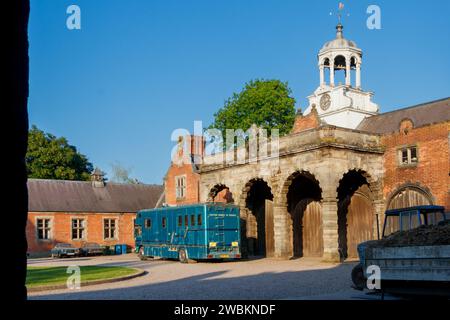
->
left=185, top=134, right=205, bottom=165
left=91, top=168, right=106, bottom=187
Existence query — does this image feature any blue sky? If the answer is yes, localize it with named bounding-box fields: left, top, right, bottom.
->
left=28, top=0, right=450, bottom=184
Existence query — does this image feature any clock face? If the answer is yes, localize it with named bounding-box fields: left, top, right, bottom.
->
left=320, top=93, right=331, bottom=111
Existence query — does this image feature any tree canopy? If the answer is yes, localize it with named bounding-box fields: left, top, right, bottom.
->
left=208, top=79, right=296, bottom=144
left=26, top=125, right=94, bottom=181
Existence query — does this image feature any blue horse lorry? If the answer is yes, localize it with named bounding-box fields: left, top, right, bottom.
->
left=134, top=203, right=241, bottom=263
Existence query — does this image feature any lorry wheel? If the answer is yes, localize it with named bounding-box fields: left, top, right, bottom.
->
left=351, top=263, right=366, bottom=291
left=178, top=249, right=188, bottom=263
left=138, top=247, right=147, bottom=261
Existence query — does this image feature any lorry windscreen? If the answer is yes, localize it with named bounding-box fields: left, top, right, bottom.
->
left=383, top=210, right=446, bottom=237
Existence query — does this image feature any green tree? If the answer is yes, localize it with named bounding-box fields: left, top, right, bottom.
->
left=208, top=79, right=296, bottom=146
left=26, top=125, right=94, bottom=180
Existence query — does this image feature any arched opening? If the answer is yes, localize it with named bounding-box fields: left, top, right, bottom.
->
left=334, top=55, right=346, bottom=85
left=208, top=184, right=234, bottom=203
left=244, top=179, right=274, bottom=257
left=350, top=56, right=357, bottom=87
left=387, top=185, right=433, bottom=209
left=337, top=170, right=374, bottom=260
left=286, top=172, right=323, bottom=258
left=323, top=57, right=330, bottom=85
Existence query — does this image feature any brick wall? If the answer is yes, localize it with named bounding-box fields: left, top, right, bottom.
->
left=164, top=163, right=200, bottom=205
left=291, top=108, right=320, bottom=134
left=164, top=134, right=204, bottom=206
left=27, top=212, right=136, bottom=255
left=381, top=121, right=450, bottom=210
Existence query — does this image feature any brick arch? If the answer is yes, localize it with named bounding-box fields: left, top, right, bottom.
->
left=340, top=168, right=383, bottom=198
left=277, top=170, right=322, bottom=207
left=207, top=183, right=234, bottom=203
left=239, top=178, right=274, bottom=204
left=386, top=182, right=435, bottom=210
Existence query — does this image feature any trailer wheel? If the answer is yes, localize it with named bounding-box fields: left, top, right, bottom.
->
left=178, top=249, right=188, bottom=263
left=351, top=263, right=366, bottom=291
left=138, top=247, right=147, bottom=261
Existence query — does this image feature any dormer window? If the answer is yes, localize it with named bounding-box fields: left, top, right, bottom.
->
left=399, top=146, right=418, bottom=166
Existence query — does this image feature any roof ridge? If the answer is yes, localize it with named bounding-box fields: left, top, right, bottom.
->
left=28, top=178, right=162, bottom=187
left=375, top=97, right=450, bottom=117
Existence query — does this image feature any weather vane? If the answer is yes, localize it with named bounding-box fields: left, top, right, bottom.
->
left=329, top=2, right=350, bottom=24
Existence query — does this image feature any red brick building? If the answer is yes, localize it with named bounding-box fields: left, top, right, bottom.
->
left=27, top=174, right=163, bottom=256
left=164, top=135, right=232, bottom=206
left=358, top=98, right=450, bottom=210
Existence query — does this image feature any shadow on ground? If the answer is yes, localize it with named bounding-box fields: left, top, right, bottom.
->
left=31, top=263, right=363, bottom=300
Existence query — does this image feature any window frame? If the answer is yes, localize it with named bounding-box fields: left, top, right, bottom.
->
left=398, top=145, right=419, bottom=166
left=71, top=218, right=86, bottom=240
left=103, top=218, right=117, bottom=240
left=36, top=217, right=52, bottom=241
left=175, top=175, right=187, bottom=200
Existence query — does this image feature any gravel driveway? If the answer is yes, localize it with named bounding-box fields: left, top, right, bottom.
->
left=28, top=254, right=382, bottom=300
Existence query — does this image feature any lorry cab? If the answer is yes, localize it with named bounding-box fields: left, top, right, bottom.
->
left=382, top=205, right=447, bottom=237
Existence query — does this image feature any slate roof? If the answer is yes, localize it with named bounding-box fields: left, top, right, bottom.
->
left=28, top=179, right=164, bottom=213
left=357, top=97, right=450, bottom=134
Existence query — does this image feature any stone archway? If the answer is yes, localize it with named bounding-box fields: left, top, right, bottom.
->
left=337, top=170, right=375, bottom=260
left=208, top=184, right=234, bottom=203
left=285, top=171, right=323, bottom=258
left=241, top=179, right=274, bottom=257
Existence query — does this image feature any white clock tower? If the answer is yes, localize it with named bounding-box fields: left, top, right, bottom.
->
left=303, top=23, right=379, bottom=129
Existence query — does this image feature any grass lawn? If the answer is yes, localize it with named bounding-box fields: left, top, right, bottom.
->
left=27, top=266, right=139, bottom=288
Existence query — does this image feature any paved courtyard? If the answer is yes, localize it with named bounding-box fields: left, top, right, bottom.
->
left=28, top=254, right=390, bottom=300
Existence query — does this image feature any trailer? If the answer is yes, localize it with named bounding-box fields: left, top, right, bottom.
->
left=134, top=203, right=241, bottom=263
left=352, top=205, right=450, bottom=297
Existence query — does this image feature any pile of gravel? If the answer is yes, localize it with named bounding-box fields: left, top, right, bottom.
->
left=368, top=221, right=450, bottom=248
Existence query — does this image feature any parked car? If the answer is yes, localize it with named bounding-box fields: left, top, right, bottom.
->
left=51, top=243, right=80, bottom=258
left=80, top=242, right=104, bottom=256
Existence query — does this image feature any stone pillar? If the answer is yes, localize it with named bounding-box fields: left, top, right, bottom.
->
left=239, top=206, right=250, bottom=258
left=330, top=63, right=335, bottom=87
left=356, top=63, right=361, bottom=89
left=345, top=57, right=351, bottom=86
left=321, top=197, right=340, bottom=262
left=319, top=65, right=325, bottom=86
left=273, top=203, right=291, bottom=259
